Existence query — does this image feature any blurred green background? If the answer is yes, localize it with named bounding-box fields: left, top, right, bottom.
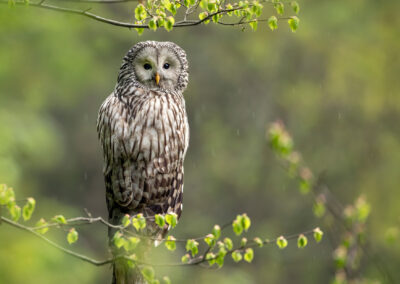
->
left=1, top=0, right=399, bottom=283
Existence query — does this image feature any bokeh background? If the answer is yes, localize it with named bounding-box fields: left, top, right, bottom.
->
left=1, top=0, right=399, bottom=283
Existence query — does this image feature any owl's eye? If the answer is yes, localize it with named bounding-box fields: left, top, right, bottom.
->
left=143, top=63, right=152, bottom=70
left=163, top=63, right=170, bottom=69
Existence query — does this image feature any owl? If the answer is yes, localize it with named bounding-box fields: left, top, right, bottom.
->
left=97, top=41, right=189, bottom=242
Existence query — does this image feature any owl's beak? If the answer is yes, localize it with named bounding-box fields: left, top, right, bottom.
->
left=155, top=72, right=160, bottom=85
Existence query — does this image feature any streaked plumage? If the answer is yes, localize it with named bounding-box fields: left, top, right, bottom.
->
left=97, top=41, right=189, bottom=283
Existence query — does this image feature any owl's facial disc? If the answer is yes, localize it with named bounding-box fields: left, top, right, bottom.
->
left=133, top=46, right=182, bottom=92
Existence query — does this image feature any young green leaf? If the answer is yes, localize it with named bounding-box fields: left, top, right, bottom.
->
left=216, top=247, right=226, bottom=267
left=240, top=237, right=248, bottom=247
left=121, top=214, right=131, bottom=227
left=135, top=4, right=147, bottom=21
left=276, top=236, right=288, bottom=249
left=244, top=248, right=254, bottom=263
left=290, top=1, right=299, bottom=14
left=141, top=266, right=155, bottom=282
left=224, top=237, right=233, bottom=250
left=22, top=198, right=35, bottom=221
left=297, top=234, right=308, bottom=248
left=113, top=231, right=126, bottom=248
left=204, top=234, right=216, bottom=247
left=148, top=18, right=158, bottom=31
left=288, top=16, right=299, bottom=32
left=34, top=218, right=49, bottom=234
left=155, top=214, right=165, bottom=228
left=181, top=253, right=190, bottom=264
left=249, top=21, right=258, bottom=31
left=313, top=200, right=326, bottom=218
left=254, top=237, right=264, bottom=247
left=274, top=2, right=284, bottom=15
left=232, top=219, right=243, bottom=236
left=165, top=212, right=177, bottom=228
left=164, top=16, right=175, bottom=32
left=132, top=213, right=146, bottom=231
left=268, top=16, right=278, bottom=31
left=9, top=204, right=21, bottom=222
left=186, top=239, right=199, bottom=256
left=212, top=224, right=221, bottom=239
left=67, top=228, right=79, bottom=244
left=241, top=214, right=251, bottom=231
left=206, top=252, right=216, bottom=266
left=52, top=215, right=67, bottom=225
left=0, top=186, right=15, bottom=205
left=199, top=12, right=208, bottom=20
left=313, top=227, right=323, bottom=243
left=232, top=250, right=242, bottom=262
left=165, top=236, right=176, bottom=251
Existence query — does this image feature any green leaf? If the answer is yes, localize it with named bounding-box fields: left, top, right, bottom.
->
left=132, top=213, right=146, bottom=231
left=199, top=12, right=208, bottom=20
left=288, top=16, right=299, bottom=32
left=189, top=0, right=196, bottom=5
left=216, top=247, right=226, bottom=267
left=141, top=266, right=155, bottom=282
left=274, top=2, right=284, bottom=15
left=186, top=239, right=199, bottom=257
left=9, top=204, right=21, bottom=222
left=244, top=248, right=254, bottom=263
left=164, top=16, right=175, bottom=31
left=268, top=15, right=278, bottom=31
left=181, top=253, right=190, bottom=264
left=241, top=214, right=251, bottom=231
left=276, top=236, right=288, bottom=249
left=232, top=250, right=242, bottom=262
left=254, top=237, right=263, bottom=247
left=249, top=21, right=258, bottom=31
left=290, top=1, right=299, bottom=13
left=313, top=227, right=323, bottom=243
left=206, top=252, right=216, bottom=266
left=34, top=218, right=49, bottom=234
left=134, top=21, right=145, bottom=36
left=124, top=237, right=140, bottom=251
left=52, top=215, right=67, bottom=225
left=204, top=234, right=216, bottom=247
left=155, top=214, right=165, bottom=228
left=232, top=219, right=243, bottom=236
left=224, top=237, right=233, bottom=250
left=0, top=186, right=15, bottom=205
left=212, top=225, right=221, bottom=239
left=135, top=4, right=147, bottom=21
left=165, top=212, right=177, bottom=228
left=121, top=214, right=131, bottom=227
left=240, top=237, right=247, bottom=247
left=313, top=200, right=326, bottom=218
left=67, top=228, right=79, bottom=244
left=22, top=198, right=35, bottom=221
left=165, top=236, right=176, bottom=251
left=113, top=231, right=126, bottom=248
left=297, top=234, right=308, bottom=248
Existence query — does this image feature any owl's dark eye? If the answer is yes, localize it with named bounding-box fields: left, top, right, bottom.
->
left=143, top=63, right=152, bottom=70
left=163, top=63, right=170, bottom=69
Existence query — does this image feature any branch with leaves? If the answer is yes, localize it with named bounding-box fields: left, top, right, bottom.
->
left=267, top=120, right=395, bottom=284
left=0, top=183, right=323, bottom=283
left=2, top=0, right=300, bottom=34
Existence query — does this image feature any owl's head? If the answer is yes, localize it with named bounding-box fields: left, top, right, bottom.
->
left=118, top=41, right=189, bottom=93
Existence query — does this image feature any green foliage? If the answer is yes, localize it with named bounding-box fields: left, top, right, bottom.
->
left=243, top=248, right=254, bottom=263
left=165, top=236, right=176, bottom=251
left=231, top=250, right=242, bottom=262
left=313, top=227, right=324, bottom=243
left=141, top=266, right=156, bottom=282
left=121, top=214, right=131, bottom=227
left=67, top=228, right=78, bottom=244
left=297, top=234, right=308, bottom=248
left=52, top=214, right=67, bottom=225
left=22, top=198, right=35, bottom=221
left=276, top=236, right=288, bottom=249
left=132, top=214, right=146, bottom=231
left=34, top=218, right=49, bottom=235
left=268, top=16, right=278, bottom=31
left=185, top=239, right=199, bottom=257
left=123, top=237, right=140, bottom=251
left=165, top=213, right=177, bottom=228
left=288, top=16, right=299, bottom=32
left=155, top=214, right=165, bottom=228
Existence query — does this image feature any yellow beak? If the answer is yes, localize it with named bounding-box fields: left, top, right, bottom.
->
left=155, top=73, right=160, bottom=85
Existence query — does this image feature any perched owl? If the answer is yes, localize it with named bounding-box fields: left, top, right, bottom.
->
left=97, top=41, right=189, bottom=242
